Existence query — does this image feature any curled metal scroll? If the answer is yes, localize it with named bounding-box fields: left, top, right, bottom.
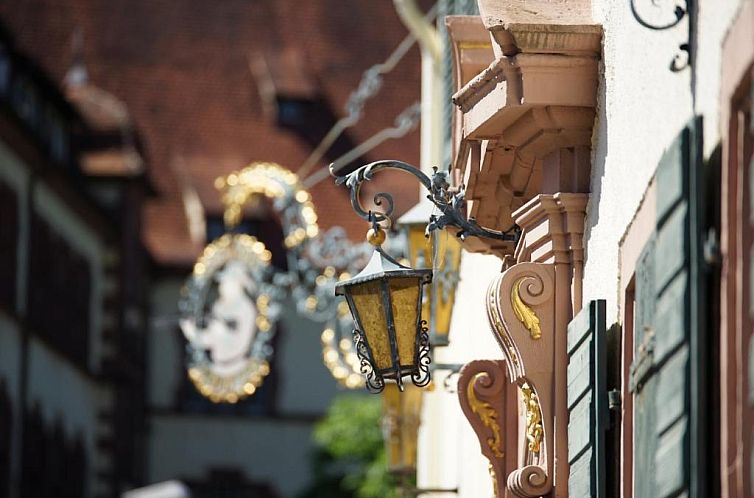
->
left=411, top=320, right=431, bottom=388
left=332, top=159, right=518, bottom=242
left=629, top=0, right=691, bottom=71
left=629, top=0, right=687, bottom=30
left=353, top=328, right=386, bottom=393
left=335, top=160, right=431, bottom=224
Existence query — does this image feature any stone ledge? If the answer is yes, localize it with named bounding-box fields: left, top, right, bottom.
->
left=449, top=16, right=601, bottom=257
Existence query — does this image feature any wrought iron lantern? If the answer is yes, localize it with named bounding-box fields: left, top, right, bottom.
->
left=335, top=225, right=432, bottom=392
left=331, top=160, right=518, bottom=393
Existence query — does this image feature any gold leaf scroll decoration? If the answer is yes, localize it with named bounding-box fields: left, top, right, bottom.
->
left=521, top=382, right=543, bottom=454
left=511, top=277, right=542, bottom=339
left=467, top=373, right=504, bottom=458
left=489, top=464, right=499, bottom=498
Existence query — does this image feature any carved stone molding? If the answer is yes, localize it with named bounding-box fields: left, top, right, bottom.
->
left=447, top=4, right=600, bottom=256
left=513, top=193, right=588, bottom=311
left=483, top=191, right=583, bottom=497
left=457, top=360, right=518, bottom=498
left=487, top=262, right=557, bottom=498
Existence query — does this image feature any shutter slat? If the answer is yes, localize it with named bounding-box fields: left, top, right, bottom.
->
left=566, top=299, right=607, bottom=498
left=633, top=119, right=705, bottom=497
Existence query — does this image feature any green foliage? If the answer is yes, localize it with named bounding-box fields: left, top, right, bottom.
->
left=298, top=394, right=396, bottom=498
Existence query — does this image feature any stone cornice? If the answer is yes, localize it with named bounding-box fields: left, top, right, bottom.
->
left=448, top=16, right=600, bottom=257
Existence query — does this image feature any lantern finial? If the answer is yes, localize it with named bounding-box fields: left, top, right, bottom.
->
left=366, top=226, right=386, bottom=247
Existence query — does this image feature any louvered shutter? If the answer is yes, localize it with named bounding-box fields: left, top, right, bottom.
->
left=631, top=119, right=709, bottom=498
left=567, top=299, right=608, bottom=498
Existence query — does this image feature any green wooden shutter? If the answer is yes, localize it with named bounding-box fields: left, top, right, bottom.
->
left=567, top=299, right=608, bottom=498
left=631, top=118, right=709, bottom=498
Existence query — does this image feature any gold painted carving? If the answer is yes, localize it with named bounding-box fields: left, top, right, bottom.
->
left=489, top=464, right=499, bottom=498
left=511, top=277, right=542, bottom=339
left=521, top=383, right=543, bottom=454
left=467, top=373, right=504, bottom=458
left=458, top=41, right=493, bottom=50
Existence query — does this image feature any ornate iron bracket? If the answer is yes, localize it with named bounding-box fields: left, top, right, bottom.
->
left=630, top=0, right=693, bottom=71
left=330, top=160, right=519, bottom=243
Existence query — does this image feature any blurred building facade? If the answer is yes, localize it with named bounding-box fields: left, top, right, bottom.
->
left=0, top=26, right=149, bottom=497
left=0, top=1, right=426, bottom=497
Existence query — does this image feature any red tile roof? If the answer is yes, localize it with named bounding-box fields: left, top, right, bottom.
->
left=1, top=0, right=425, bottom=266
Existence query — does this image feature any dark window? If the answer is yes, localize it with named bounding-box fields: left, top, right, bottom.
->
left=276, top=98, right=309, bottom=127
left=27, top=212, right=91, bottom=367
left=20, top=405, right=87, bottom=498
left=0, top=181, right=18, bottom=312
left=0, top=380, right=12, bottom=498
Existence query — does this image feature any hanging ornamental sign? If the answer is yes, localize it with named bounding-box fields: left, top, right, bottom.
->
left=179, top=234, right=280, bottom=403
left=179, top=161, right=377, bottom=402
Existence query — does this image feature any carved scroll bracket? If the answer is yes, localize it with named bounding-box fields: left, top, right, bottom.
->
left=487, top=262, right=559, bottom=498
left=458, top=360, right=518, bottom=498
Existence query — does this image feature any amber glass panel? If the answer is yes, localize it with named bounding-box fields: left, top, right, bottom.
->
left=350, top=280, right=392, bottom=370
left=382, top=383, right=422, bottom=473
left=389, top=277, right=420, bottom=367
left=382, top=384, right=402, bottom=469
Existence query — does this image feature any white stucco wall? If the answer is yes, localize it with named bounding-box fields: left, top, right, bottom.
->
left=585, top=0, right=745, bottom=323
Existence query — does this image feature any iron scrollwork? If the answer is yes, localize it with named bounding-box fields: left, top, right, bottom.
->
left=353, top=328, right=386, bottom=393
left=411, top=320, right=431, bottom=388
left=331, top=160, right=519, bottom=243
left=629, top=0, right=692, bottom=71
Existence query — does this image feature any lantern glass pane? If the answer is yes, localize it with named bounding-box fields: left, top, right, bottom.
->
left=382, top=384, right=402, bottom=469
left=349, top=280, right=392, bottom=370
left=400, top=384, right=422, bottom=471
left=388, top=277, right=420, bottom=367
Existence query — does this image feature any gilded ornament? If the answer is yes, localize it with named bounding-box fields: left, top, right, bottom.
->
left=489, top=464, right=499, bottom=498
left=520, top=383, right=543, bottom=454
left=215, top=162, right=319, bottom=246
left=511, top=277, right=542, bottom=340
left=467, top=373, right=504, bottom=458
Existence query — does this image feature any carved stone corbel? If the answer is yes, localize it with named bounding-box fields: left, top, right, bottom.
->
left=457, top=360, right=519, bottom=498
left=487, top=262, right=561, bottom=498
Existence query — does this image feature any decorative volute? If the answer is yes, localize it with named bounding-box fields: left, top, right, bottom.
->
left=457, top=360, right=519, bottom=498
left=487, top=263, right=556, bottom=497
left=483, top=193, right=588, bottom=498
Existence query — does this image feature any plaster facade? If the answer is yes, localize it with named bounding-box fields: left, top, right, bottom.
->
left=585, top=0, right=743, bottom=323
